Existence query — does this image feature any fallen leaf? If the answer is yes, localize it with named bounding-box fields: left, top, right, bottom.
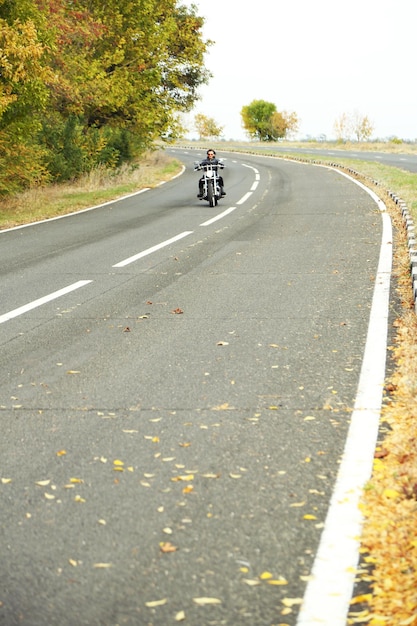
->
left=217, top=341, right=229, bottom=346
left=1, top=478, right=12, bottom=484
left=267, top=578, right=288, bottom=585
left=260, top=571, right=273, bottom=580
left=303, top=514, right=317, bottom=520
left=282, top=598, right=303, bottom=608
left=160, top=542, right=177, bottom=553
left=351, top=593, right=372, bottom=605
left=175, top=610, right=185, bottom=622
left=145, top=598, right=167, bottom=608
left=44, top=493, right=55, bottom=500
left=35, top=480, right=51, bottom=486
left=162, top=527, right=173, bottom=534
left=242, top=579, right=261, bottom=586
left=182, top=485, right=194, bottom=494
left=56, top=449, right=67, bottom=457
left=69, top=559, right=78, bottom=567
left=171, top=308, right=183, bottom=314
left=93, top=563, right=112, bottom=569
left=171, top=474, right=194, bottom=482
left=382, top=488, right=401, bottom=499
left=193, top=597, right=222, bottom=606
left=66, top=370, right=80, bottom=374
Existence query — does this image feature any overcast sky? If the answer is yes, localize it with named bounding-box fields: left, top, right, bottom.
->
left=182, top=0, right=416, bottom=141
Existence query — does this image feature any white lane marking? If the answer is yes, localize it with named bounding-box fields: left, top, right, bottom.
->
left=236, top=192, right=252, bottom=205
left=200, top=207, right=237, bottom=227
left=112, top=231, right=193, bottom=268
left=250, top=181, right=259, bottom=191
left=0, top=280, right=92, bottom=325
left=296, top=176, right=392, bottom=626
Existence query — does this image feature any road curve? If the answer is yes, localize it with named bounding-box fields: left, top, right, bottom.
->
left=0, top=150, right=392, bottom=626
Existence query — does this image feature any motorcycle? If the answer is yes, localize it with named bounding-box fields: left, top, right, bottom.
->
left=194, top=159, right=225, bottom=207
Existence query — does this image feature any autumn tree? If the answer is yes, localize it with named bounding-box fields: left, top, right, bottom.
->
left=351, top=111, right=374, bottom=141
left=0, top=4, right=53, bottom=193
left=194, top=113, right=223, bottom=139
left=0, top=0, right=211, bottom=191
left=241, top=99, right=298, bottom=141
left=333, top=111, right=374, bottom=142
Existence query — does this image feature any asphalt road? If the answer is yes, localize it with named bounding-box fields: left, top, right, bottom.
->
left=244, top=144, right=417, bottom=172
left=0, top=150, right=389, bottom=626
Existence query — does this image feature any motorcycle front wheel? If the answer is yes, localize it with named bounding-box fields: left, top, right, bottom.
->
left=207, top=181, right=216, bottom=207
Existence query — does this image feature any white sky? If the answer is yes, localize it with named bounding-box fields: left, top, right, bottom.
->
left=182, top=0, right=417, bottom=141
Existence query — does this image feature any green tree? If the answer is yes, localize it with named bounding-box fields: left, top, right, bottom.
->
left=0, top=5, right=52, bottom=193
left=241, top=99, right=298, bottom=141
left=0, top=0, right=211, bottom=190
left=194, top=113, right=223, bottom=139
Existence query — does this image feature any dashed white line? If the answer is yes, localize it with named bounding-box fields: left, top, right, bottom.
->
left=0, top=280, right=92, bottom=324
left=112, top=231, right=193, bottom=268
left=200, top=207, right=237, bottom=226
left=236, top=192, right=252, bottom=205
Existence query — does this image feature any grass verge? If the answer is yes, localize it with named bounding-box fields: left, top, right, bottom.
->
left=0, top=150, right=182, bottom=231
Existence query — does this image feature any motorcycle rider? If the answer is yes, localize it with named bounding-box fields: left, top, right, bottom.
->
left=196, top=149, right=226, bottom=198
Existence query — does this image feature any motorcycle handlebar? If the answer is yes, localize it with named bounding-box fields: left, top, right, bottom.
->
left=194, top=162, right=224, bottom=171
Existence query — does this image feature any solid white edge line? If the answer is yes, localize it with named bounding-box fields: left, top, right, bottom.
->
left=200, top=207, right=237, bottom=226
left=112, top=231, right=193, bottom=268
left=0, top=280, right=93, bottom=324
left=296, top=176, right=392, bottom=626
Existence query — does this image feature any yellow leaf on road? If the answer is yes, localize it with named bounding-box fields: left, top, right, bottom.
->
left=268, top=578, right=288, bottom=585
left=145, top=598, right=167, bottom=608
left=282, top=597, right=303, bottom=608
left=193, top=597, right=222, bottom=606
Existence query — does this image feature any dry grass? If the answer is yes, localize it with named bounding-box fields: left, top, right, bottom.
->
left=347, top=195, right=417, bottom=626
left=0, top=150, right=182, bottom=230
